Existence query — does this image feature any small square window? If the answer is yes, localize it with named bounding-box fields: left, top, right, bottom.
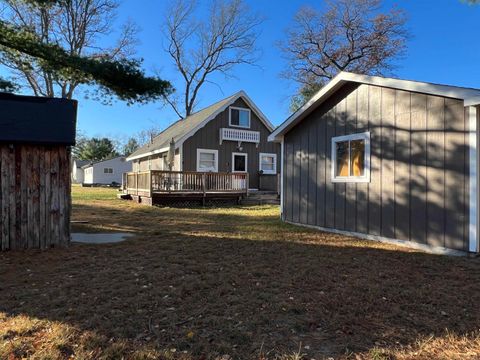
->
left=229, top=107, right=250, bottom=128
left=331, top=132, right=370, bottom=182
left=197, top=149, right=218, bottom=172
left=259, top=153, right=277, bottom=175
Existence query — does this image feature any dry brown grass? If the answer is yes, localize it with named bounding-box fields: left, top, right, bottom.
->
left=1, top=185, right=480, bottom=359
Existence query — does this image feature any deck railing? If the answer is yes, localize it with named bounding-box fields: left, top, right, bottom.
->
left=123, top=170, right=249, bottom=197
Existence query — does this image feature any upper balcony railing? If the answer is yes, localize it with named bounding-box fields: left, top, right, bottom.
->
left=220, top=127, right=260, bottom=145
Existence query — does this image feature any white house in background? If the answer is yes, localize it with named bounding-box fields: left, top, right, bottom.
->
left=71, top=159, right=90, bottom=184
left=82, top=156, right=132, bottom=185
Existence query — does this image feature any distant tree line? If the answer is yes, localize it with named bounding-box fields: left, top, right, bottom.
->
left=72, top=125, right=162, bottom=161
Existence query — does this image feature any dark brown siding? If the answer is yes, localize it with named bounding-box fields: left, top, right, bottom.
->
left=0, top=144, right=70, bottom=250
left=282, top=83, right=469, bottom=251
left=182, top=98, right=280, bottom=189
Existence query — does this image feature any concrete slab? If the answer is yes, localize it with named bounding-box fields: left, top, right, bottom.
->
left=71, top=232, right=134, bottom=244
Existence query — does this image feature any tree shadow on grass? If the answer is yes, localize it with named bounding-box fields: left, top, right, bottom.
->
left=1, top=202, right=480, bottom=359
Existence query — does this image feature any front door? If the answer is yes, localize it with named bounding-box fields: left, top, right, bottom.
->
left=232, top=152, right=247, bottom=173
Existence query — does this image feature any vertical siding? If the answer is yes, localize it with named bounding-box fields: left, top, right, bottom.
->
left=368, top=86, right=382, bottom=236
left=334, top=97, right=347, bottom=230
left=356, top=85, right=369, bottom=234
left=426, top=96, right=446, bottom=247
left=0, top=144, right=70, bottom=250
left=394, top=90, right=411, bottom=240
left=182, top=98, right=280, bottom=189
left=315, top=112, right=327, bottom=227
left=380, top=88, right=395, bottom=239
left=283, top=83, right=469, bottom=251
left=410, top=93, right=428, bottom=244
left=325, top=108, right=336, bottom=228
left=345, top=91, right=357, bottom=232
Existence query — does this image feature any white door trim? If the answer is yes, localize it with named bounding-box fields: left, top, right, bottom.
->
left=231, top=152, right=248, bottom=173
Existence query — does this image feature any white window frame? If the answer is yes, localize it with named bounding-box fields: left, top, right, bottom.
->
left=196, top=148, right=218, bottom=172
left=231, top=152, right=248, bottom=173
left=229, top=106, right=251, bottom=129
left=331, top=132, right=370, bottom=183
left=259, top=152, right=277, bottom=175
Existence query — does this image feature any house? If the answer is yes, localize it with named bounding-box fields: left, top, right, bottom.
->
left=126, top=91, right=280, bottom=191
left=0, top=93, right=77, bottom=250
left=71, top=159, right=89, bottom=184
left=269, top=72, right=480, bottom=255
left=82, top=156, right=132, bottom=186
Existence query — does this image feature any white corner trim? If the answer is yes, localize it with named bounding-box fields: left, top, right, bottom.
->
left=285, top=220, right=467, bottom=257
left=259, top=152, right=277, bottom=175
left=232, top=152, right=248, bottom=172
left=330, top=131, right=371, bottom=183
left=196, top=148, right=218, bottom=172
left=229, top=106, right=251, bottom=129
left=469, top=106, right=478, bottom=253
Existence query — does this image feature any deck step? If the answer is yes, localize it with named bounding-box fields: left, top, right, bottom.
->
left=242, top=191, right=280, bottom=205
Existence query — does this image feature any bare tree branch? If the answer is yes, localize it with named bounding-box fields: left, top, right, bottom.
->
left=162, top=0, right=263, bottom=118
left=280, top=0, right=408, bottom=111
left=0, top=0, right=138, bottom=99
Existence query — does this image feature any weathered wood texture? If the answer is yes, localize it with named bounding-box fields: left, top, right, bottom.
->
left=283, top=83, right=469, bottom=251
left=0, top=144, right=70, bottom=250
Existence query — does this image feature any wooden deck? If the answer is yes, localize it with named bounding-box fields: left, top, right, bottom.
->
left=122, top=170, right=248, bottom=205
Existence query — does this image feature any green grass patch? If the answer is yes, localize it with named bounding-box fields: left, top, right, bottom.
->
left=71, top=184, right=118, bottom=201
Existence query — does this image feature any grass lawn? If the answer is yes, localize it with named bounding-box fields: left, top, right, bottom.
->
left=1, top=185, right=480, bottom=359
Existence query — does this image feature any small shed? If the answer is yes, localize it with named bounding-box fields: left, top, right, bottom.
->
left=0, top=93, right=77, bottom=250
left=269, top=72, right=480, bottom=255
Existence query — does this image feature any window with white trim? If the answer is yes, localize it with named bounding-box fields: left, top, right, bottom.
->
left=259, top=153, right=277, bottom=175
left=229, top=107, right=250, bottom=128
left=103, top=168, right=113, bottom=174
left=331, top=132, right=370, bottom=182
left=197, top=149, right=218, bottom=172
left=232, top=152, right=247, bottom=172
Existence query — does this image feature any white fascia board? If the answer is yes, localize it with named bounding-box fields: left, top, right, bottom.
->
left=126, top=146, right=169, bottom=161
left=269, top=73, right=346, bottom=142
left=269, top=71, right=480, bottom=141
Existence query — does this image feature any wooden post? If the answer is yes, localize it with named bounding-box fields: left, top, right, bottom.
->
left=133, top=172, right=137, bottom=195
left=202, top=172, right=206, bottom=206
left=149, top=171, right=153, bottom=197
left=245, top=173, right=249, bottom=196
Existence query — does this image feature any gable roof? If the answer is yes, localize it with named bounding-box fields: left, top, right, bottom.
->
left=269, top=72, right=480, bottom=142
left=81, top=156, right=126, bottom=169
left=73, top=159, right=90, bottom=168
left=127, top=91, right=273, bottom=161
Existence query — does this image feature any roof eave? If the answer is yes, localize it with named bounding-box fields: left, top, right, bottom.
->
left=269, top=71, right=480, bottom=141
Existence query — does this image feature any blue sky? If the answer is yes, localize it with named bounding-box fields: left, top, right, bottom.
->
left=11, top=1, right=480, bottom=140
